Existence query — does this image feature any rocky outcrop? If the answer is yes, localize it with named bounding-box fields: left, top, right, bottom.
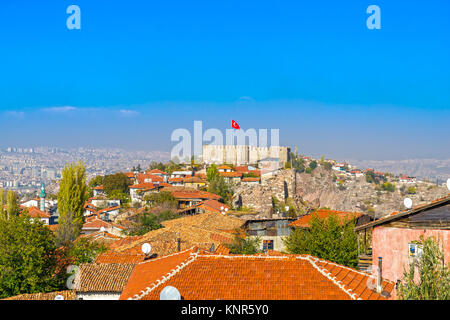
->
left=233, top=167, right=449, bottom=219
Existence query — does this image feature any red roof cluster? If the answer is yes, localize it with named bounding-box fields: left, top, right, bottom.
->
left=120, top=248, right=394, bottom=300
left=290, top=209, right=363, bottom=228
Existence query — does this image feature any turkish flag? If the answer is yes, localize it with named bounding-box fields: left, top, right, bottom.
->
left=231, top=120, right=240, bottom=130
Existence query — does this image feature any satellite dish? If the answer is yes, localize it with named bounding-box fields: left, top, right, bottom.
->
left=160, top=286, right=181, bottom=300
left=404, top=198, right=413, bottom=209
left=447, top=178, right=450, bottom=191
left=224, top=208, right=228, bottom=212
left=99, top=227, right=105, bottom=232
left=54, top=295, right=64, bottom=300
left=285, top=206, right=290, bottom=212
left=141, top=243, right=151, bottom=255
left=220, top=206, right=224, bottom=211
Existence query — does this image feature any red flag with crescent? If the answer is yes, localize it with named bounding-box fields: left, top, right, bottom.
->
left=231, top=120, right=240, bottom=130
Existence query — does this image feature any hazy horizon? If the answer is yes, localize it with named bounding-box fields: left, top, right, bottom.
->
left=1, top=1, right=449, bottom=160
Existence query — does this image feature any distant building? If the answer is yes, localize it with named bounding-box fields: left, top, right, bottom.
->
left=202, top=145, right=290, bottom=167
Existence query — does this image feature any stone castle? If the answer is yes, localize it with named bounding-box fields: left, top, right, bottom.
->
left=202, top=145, right=290, bottom=166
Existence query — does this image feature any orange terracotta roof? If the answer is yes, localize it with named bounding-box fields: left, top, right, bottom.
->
left=248, top=170, right=261, bottom=177
left=242, top=177, right=260, bottom=182
left=168, top=177, right=183, bottom=183
left=95, top=252, right=146, bottom=264
left=214, top=243, right=230, bottom=255
left=74, top=263, right=135, bottom=293
left=97, top=205, right=121, bottom=214
left=146, top=169, right=168, bottom=175
left=234, top=165, right=249, bottom=172
left=197, top=199, right=230, bottom=213
left=121, top=249, right=394, bottom=300
left=110, top=212, right=243, bottom=258
left=82, top=218, right=125, bottom=230
left=219, top=171, right=242, bottom=178
left=123, top=172, right=135, bottom=178
left=290, top=209, right=363, bottom=228
left=23, top=207, right=51, bottom=218
left=4, top=290, right=76, bottom=300
left=93, top=185, right=104, bottom=190
left=136, top=173, right=164, bottom=184
left=171, top=189, right=222, bottom=200
left=183, top=176, right=206, bottom=183
left=218, top=165, right=233, bottom=170
left=129, top=182, right=158, bottom=189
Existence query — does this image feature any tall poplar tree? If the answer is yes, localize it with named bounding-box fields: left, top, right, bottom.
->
left=0, top=188, right=5, bottom=218
left=6, top=190, right=19, bottom=219
left=57, top=161, right=88, bottom=231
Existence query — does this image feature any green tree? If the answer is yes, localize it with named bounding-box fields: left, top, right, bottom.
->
left=381, top=182, right=396, bottom=192
left=68, top=238, right=107, bottom=265
left=57, top=161, right=88, bottom=229
left=0, top=215, right=65, bottom=298
left=398, top=236, right=450, bottom=300
left=126, top=210, right=177, bottom=236
left=309, top=160, right=318, bottom=171
left=407, top=186, right=417, bottom=194
left=292, top=157, right=305, bottom=173
left=88, top=175, right=104, bottom=188
left=144, top=191, right=177, bottom=209
left=206, top=164, right=219, bottom=182
left=283, top=214, right=358, bottom=268
left=54, top=211, right=82, bottom=248
left=225, top=229, right=261, bottom=254
left=0, top=188, right=5, bottom=218
left=103, top=172, right=131, bottom=196
left=6, top=190, right=19, bottom=219
left=108, top=190, right=130, bottom=204
left=208, top=176, right=233, bottom=205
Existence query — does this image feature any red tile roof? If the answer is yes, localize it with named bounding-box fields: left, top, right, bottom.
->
left=97, top=205, right=120, bottom=214
left=197, top=199, right=230, bottom=213
left=120, top=248, right=394, bottom=300
left=290, top=209, right=363, bottom=228
left=234, top=165, right=249, bottom=172
left=136, top=173, right=164, bottom=184
left=219, top=172, right=242, bottom=178
left=82, top=218, right=125, bottom=230
left=129, top=182, right=158, bottom=190
left=218, top=165, right=233, bottom=170
left=146, top=169, right=168, bottom=175
left=93, top=185, right=104, bottom=190
left=171, top=189, right=222, bottom=200
left=95, top=252, right=146, bottom=264
left=23, top=207, right=51, bottom=218
left=242, top=177, right=260, bottom=182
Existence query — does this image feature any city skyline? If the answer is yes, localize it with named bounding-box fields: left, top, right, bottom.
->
left=1, top=1, right=449, bottom=160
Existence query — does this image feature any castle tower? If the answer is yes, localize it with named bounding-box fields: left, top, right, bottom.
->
left=39, top=182, right=46, bottom=211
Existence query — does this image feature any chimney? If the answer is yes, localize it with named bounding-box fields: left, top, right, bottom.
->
left=177, top=237, right=181, bottom=252
left=376, top=257, right=383, bottom=293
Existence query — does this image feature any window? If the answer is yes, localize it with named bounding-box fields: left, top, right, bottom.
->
left=409, top=243, right=423, bottom=258
left=263, top=240, right=274, bottom=252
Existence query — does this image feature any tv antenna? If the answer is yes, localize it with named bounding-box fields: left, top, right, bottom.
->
left=54, top=295, right=64, bottom=300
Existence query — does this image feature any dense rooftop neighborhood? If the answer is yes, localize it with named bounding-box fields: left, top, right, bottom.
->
left=1, top=148, right=448, bottom=301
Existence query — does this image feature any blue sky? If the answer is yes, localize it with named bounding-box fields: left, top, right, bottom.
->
left=0, top=0, right=449, bottom=160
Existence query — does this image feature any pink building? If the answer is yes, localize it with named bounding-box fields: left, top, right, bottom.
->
left=355, top=195, right=450, bottom=297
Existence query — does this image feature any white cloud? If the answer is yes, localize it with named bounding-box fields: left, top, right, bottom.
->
left=119, top=109, right=140, bottom=117
left=5, top=111, right=25, bottom=118
left=42, top=106, right=78, bottom=113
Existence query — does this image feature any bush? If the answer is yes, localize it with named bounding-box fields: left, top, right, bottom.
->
left=381, top=182, right=396, bottom=192
left=284, top=214, right=358, bottom=268
left=398, top=236, right=450, bottom=300
left=407, top=187, right=416, bottom=194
